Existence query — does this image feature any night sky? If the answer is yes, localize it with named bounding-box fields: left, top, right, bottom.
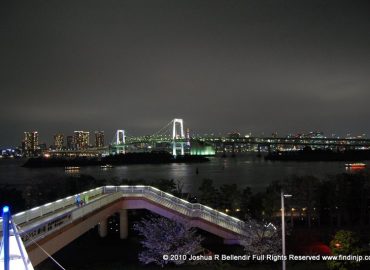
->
left=1, top=0, right=370, bottom=146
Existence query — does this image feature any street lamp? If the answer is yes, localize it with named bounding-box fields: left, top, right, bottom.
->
left=281, top=191, right=292, bottom=270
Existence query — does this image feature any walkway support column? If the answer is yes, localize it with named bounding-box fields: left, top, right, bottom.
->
left=120, top=209, right=128, bottom=239
left=98, top=218, right=108, bottom=238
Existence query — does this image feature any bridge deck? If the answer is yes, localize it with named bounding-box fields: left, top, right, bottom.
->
left=1, top=186, right=248, bottom=247
left=19, top=193, right=109, bottom=235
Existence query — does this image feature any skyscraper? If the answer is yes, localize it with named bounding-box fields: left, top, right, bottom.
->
left=54, top=133, right=64, bottom=150
left=23, top=131, right=39, bottom=156
left=73, top=131, right=89, bottom=150
left=94, top=131, right=105, bottom=147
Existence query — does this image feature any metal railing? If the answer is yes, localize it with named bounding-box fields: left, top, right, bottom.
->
left=104, top=185, right=246, bottom=235
left=1, top=185, right=247, bottom=240
left=0, top=187, right=104, bottom=231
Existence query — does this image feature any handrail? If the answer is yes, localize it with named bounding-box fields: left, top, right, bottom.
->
left=20, top=192, right=123, bottom=246
left=1, top=185, right=247, bottom=238
left=0, top=187, right=104, bottom=232
left=105, top=185, right=246, bottom=235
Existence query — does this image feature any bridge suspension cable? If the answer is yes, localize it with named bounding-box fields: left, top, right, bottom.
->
left=152, top=119, right=185, bottom=155
left=108, top=118, right=186, bottom=155
left=152, top=120, right=174, bottom=138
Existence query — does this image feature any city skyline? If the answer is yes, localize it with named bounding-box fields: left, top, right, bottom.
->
left=1, top=0, right=370, bottom=147
left=4, top=127, right=368, bottom=150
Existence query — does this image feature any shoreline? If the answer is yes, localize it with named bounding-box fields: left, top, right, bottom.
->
left=265, top=149, right=370, bottom=162
left=22, top=152, right=210, bottom=168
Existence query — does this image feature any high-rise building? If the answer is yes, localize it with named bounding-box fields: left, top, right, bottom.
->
left=54, top=133, right=64, bottom=150
left=23, top=131, right=39, bottom=156
left=66, top=136, right=74, bottom=150
left=94, top=131, right=105, bottom=147
left=73, top=131, right=90, bottom=150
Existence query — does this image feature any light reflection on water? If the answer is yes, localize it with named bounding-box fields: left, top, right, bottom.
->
left=0, top=154, right=362, bottom=193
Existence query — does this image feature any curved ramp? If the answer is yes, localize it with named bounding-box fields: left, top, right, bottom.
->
left=1, top=186, right=250, bottom=265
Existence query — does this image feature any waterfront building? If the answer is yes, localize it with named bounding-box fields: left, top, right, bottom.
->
left=190, top=141, right=215, bottom=156
left=95, top=131, right=105, bottom=147
left=23, top=131, right=39, bottom=156
left=54, top=133, right=64, bottom=150
left=73, top=131, right=89, bottom=150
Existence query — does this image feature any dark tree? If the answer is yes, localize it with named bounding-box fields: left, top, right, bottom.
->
left=198, top=179, right=220, bottom=208
left=327, top=230, right=364, bottom=270
left=219, top=184, right=242, bottom=213
left=261, top=181, right=282, bottom=221
left=287, top=175, right=321, bottom=228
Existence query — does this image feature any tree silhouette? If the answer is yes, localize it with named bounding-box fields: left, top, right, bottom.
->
left=134, top=216, right=203, bottom=267
left=198, top=179, right=220, bottom=208
left=327, top=230, right=364, bottom=270
left=241, top=217, right=281, bottom=255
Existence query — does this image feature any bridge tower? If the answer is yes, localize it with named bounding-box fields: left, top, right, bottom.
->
left=172, top=118, right=185, bottom=156
left=114, top=129, right=125, bottom=154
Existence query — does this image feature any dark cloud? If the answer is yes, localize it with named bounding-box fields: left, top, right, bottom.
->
left=1, top=0, right=370, bottom=146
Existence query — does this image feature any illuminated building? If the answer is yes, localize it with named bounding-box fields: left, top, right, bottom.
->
left=54, top=133, right=64, bottom=150
left=95, top=131, right=105, bottom=147
left=190, top=141, right=215, bottom=156
left=23, top=131, right=39, bottom=156
left=73, top=131, right=90, bottom=150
